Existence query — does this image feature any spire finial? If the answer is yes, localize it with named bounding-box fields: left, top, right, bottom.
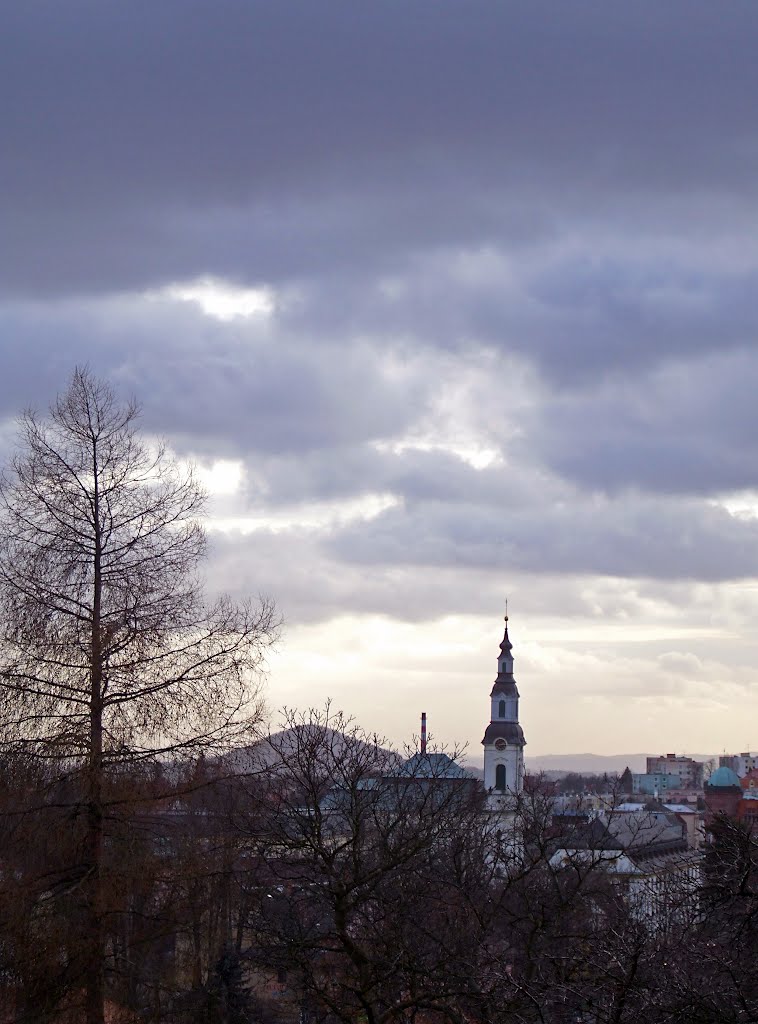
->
left=500, top=601, right=512, bottom=654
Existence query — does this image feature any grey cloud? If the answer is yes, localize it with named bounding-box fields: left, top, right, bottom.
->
left=235, top=334, right=758, bottom=508
left=531, top=349, right=758, bottom=494
left=241, top=446, right=545, bottom=509
left=4, top=282, right=758, bottom=515
left=4, top=0, right=758, bottom=419
left=328, top=492, right=758, bottom=583
left=207, top=528, right=651, bottom=628
left=4, top=3, right=758, bottom=296
left=274, top=229, right=758, bottom=389
left=0, top=297, right=427, bottom=456
left=206, top=517, right=758, bottom=629
left=206, top=528, right=508, bottom=625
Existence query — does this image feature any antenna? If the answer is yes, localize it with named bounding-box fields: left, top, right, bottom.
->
left=421, top=712, right=427, bottom=755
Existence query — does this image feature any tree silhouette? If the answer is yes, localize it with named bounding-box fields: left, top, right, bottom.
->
left=0, top=369, right=277, bottom=1024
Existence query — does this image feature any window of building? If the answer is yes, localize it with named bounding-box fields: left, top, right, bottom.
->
left=496, top=764, right=506, bottom=791
left=498, top=699, right=506, bottom=718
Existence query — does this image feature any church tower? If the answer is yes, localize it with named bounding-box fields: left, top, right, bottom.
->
left=482, top=613, right=526, bottom=802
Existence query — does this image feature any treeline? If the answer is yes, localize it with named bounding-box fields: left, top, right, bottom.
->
left=0, top=715, right=756, bottom=1023
left=553, top=771, right=620, bottom=795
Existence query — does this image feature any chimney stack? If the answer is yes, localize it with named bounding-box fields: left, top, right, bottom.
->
left=421, top=712, right=427, bottom=754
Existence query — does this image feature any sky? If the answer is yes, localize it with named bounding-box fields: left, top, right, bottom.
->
left=2, top=2, right=758, bottom=759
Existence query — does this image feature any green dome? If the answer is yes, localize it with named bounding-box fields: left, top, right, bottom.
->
left=708, top=766, right=741, bottom=788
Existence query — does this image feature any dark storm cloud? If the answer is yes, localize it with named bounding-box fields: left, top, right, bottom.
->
left=3, top=2, right=758, bottom=297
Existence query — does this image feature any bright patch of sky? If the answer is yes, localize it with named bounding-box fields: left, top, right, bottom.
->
left=209, top=493, right=401, bottom=535
left=373, top=438, right=502, bottom=471
left=710, top=490, right=758, bottom=521
left=161, top=277, right=275, bottom=321
left=196, top=458, right=245, bottom=495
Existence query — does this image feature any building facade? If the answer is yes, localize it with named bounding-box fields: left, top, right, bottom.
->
left=646, top=754, right=704, bottom=789
left=632, top=772, right=683, bottom=796
left=719, top=752, right=758, bottom=777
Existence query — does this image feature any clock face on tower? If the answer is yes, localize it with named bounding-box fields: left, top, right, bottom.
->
left=495, top=738, right=507, bottom=751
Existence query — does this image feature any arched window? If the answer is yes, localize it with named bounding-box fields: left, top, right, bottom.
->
left=495, top=764, right=506, bottom=791
left=498, top=699, right=506, bottom=718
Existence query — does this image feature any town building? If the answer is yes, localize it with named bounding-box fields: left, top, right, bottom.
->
left=719, top=752, right=758, bottom=777
left=616, top=802, right=702, bottom=850
left=550, top=807, right=701, bottom=927
left=704, top=764, right=758, bottom=829
left=482, top=614, right=526, bottom=810
left=646, top=753, right=704, bottom=789
left=632, top=772, right=682, bottom=796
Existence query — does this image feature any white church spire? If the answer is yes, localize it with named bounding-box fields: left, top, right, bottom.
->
left=482, top=611, right=526, bottom=800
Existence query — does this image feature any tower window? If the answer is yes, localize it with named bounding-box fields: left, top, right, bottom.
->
left=498, top=699, right=506, bottom=718
left=496, top=764, right=506, bottom=791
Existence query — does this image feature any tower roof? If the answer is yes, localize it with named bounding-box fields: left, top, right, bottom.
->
left=398, top=751, right=473, bottom=779
left=494, top=611, right=516, bottom=692
left=490, top=679, right=518, bottom=696
left=499, top=613, right=512, bottom=655
left=482, top=721, right=526, bottom=747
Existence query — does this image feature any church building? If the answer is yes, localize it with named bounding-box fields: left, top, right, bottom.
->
left=482, top=614, right=526, bottom=808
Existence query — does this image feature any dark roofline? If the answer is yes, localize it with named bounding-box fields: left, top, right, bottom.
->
left=490, top=679, right=519, bottom=696
left=482, top=721, right=526, bottom=746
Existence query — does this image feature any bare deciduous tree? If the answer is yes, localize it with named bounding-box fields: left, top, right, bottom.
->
left=242, top=706, right=497, bottom=1024
left=0, top=368, right=278, bottom=1024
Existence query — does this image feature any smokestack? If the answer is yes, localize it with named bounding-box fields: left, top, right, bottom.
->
left=421, top=712, right=427, bottom=754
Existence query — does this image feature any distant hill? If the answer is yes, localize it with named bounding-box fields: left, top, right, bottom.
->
left=219, top=726, right=400, bottom=775
left=525, top=753, right=716, bottom=775
left=219, top=739, right=715, bottom=781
